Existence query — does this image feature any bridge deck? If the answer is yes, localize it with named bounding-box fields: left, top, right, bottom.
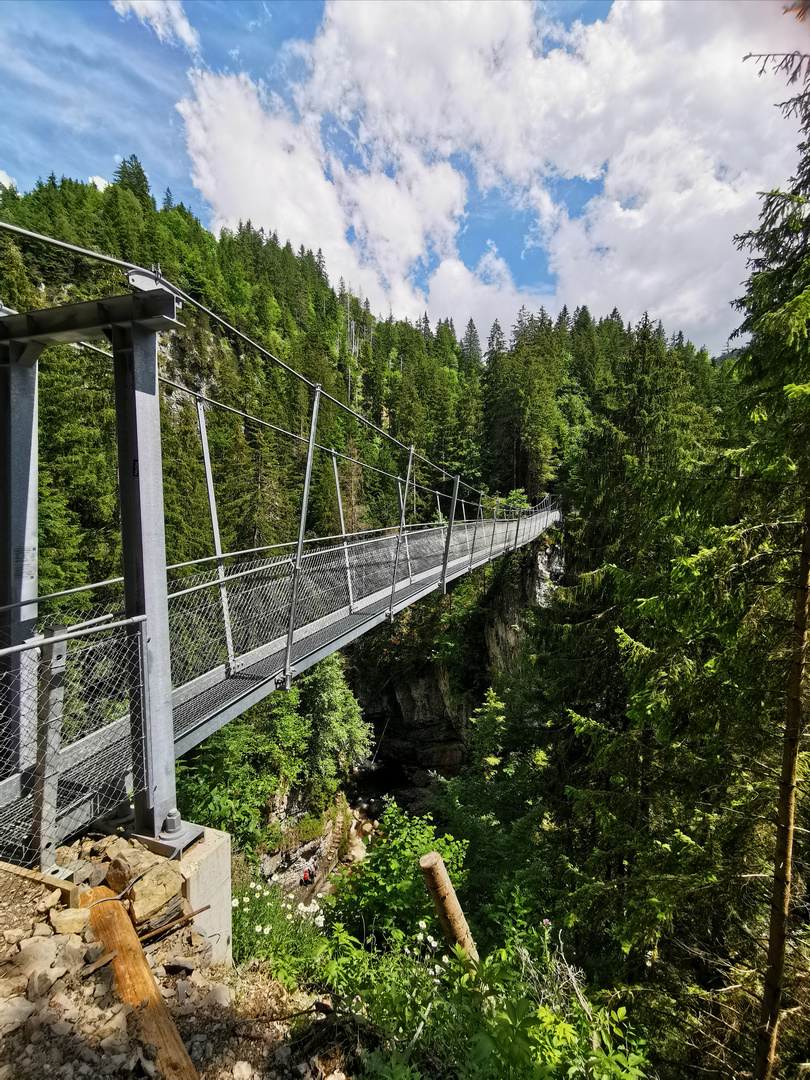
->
left=0, top=507, right=559, bottom=860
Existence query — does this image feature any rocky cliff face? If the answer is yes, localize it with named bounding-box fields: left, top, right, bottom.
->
left=350, top=539, right=563, bottom=778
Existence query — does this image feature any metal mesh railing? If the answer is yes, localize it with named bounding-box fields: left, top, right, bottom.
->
left=164, top=501, right=560, bottom=708
left=0, top=246, right=564, bottom=879
left=0, top=618, right=146, bottom=880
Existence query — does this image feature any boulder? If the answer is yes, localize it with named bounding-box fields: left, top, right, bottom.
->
left=14, top=938, right=60, bottom=975
left=259, top=851, right=282, bottom=877
left=128, top=862, right=182, bottom=925
left=50, top=907, right=90, bottom=936
left=0, top=995, right=36, bottom=1034
left=0, top=975, right=27, bottom=999
left=106, top=848, right=160, bottom=894
left=54, top=841, right=80, bottom=868
left=36, top=888, right=62, bottom=915
left=87, top=863, right=108, bottom=888
left=73, top=861, right=95, bottom=885
left=27, top=966, right=66, bottom=1001
left=92, top=836, right=130, bottom=861
left=97, top=1008, right=128, bottom=1040
left=56, top=937, right=86, bottom=974
left=201, top=985, right=232, bottom=1008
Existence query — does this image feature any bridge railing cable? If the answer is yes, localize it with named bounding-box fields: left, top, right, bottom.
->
left=0, top=219, right=536, bottom=514
left=0, top=219, right=562, bottom=868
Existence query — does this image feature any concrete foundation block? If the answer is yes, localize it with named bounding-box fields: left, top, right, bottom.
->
left=179, top=827, right=232, bottom=966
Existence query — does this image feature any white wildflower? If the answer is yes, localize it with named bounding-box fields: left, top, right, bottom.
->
left=441, top=955, right=450, bottom=965
left=232, top=898, right=239, bottom=908
left=263, top=926, right=271, bottom=935
left=254, top=925, right=262, bottom=933
left=286, top=914, right=293, bottom=921
left=314, top=915, right=325, bottom=928
left=416, top=933, right=423, bottom=942
left=418, top=920, right=427, bottom=930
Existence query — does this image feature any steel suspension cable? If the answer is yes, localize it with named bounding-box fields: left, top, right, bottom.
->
left=0, top=219, right=531, bottom=510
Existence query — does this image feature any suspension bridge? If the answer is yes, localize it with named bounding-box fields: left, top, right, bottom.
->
left=0, top=224, right=561, bottom=872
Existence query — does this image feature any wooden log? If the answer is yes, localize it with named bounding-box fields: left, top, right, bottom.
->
left=0, top=857, right=79, bottom=907
left=419, top=851, right=479, bottom=962
left=80, top=885, right=198, bottom=1080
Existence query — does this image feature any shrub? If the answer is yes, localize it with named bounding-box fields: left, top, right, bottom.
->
left=329, top=802, right=468, bottom=943
left=231, top=873, right=327, bottom=985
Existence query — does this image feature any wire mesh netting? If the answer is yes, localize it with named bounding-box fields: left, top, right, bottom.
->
left=0, top=618, right=144, bottom=897
left=0, top=249, right=568, bottom=899
left=1, top=313, right=560, bottom=885
left=166, top=502, right=560, bottom=738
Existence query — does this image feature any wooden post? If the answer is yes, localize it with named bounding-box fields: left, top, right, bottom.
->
left=81, top=885, right=198, bottom=1080
left=419, top=851, right=478, bottom=962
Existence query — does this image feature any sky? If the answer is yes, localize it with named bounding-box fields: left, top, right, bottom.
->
left=0, top=0, right=807, bottom=353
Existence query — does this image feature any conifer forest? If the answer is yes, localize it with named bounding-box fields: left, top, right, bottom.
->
left=4, top=57, right=810, bottom=1080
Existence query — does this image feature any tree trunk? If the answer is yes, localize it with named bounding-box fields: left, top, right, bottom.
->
left=754, top=497, right=810, bottom=1079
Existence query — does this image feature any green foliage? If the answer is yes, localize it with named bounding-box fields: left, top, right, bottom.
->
left=299, top=653, right=373, bottom=809
left=329, top=804, right=468, bottom=943
left=176, top=656, right=370, bottom=852
left=231, top=874, right=327, bottom=985
left=322, top=889, right=647, bottom=1080
left=467, top=689, right=507, bottom=777
left=358, top=1051, right=425, bottom=1080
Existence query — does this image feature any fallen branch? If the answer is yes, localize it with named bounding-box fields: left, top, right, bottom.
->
left=137, top=905, right=211, bottom=944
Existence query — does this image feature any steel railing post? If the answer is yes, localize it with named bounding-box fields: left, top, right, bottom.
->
left=514, top=506, right=523, bottom=551
left=460, top=499, right=471, bottom=559
left=397, top=479, right=413, bottom=583
left=32, top=627, right=65, bottom=869
left=112, top=321, right=177, bottom=838
left=284, top=384, right=322, bottom=689
left=469, top=492, right=483, bottom=572
left=489, top=499, right=500, bottom=561
left=332, top=450, right=354, bottom=614
left=441, top=475, right=461, bottom=594
left=196, top=397, right=236, bottom=668
left=0, top=337, right=44, bottom=779
left=389, top=446, right=414, bottom=620
left=436, top=493, right=443, bottom=526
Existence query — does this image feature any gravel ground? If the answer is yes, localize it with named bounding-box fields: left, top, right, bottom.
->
left=0, top=854, right=351, bottom=1080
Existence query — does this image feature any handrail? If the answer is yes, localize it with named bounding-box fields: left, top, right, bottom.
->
left=0, top=614, right=146, bottom=657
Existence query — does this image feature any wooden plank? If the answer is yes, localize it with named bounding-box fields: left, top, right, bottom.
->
left=0, top=857, right=78, bottom=908
left=80, top=885, right=198, bottom=1080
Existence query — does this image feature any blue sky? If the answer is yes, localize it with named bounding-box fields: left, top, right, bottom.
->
left=0, top=0, right=806, bottom=351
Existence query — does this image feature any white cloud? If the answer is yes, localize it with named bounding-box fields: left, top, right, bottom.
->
left=89, top=175, right=109, bottom=191
left=177, top=0, right=809, bottom=352
left=176, top=71, right=406, bottom=317
left=111, top=0, right=199, bottom=53
left=337, top=149, right=467, bottom=288
left=429, top=249, right=552, bottom=349
left=0, top=169, right=17, bottom=190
